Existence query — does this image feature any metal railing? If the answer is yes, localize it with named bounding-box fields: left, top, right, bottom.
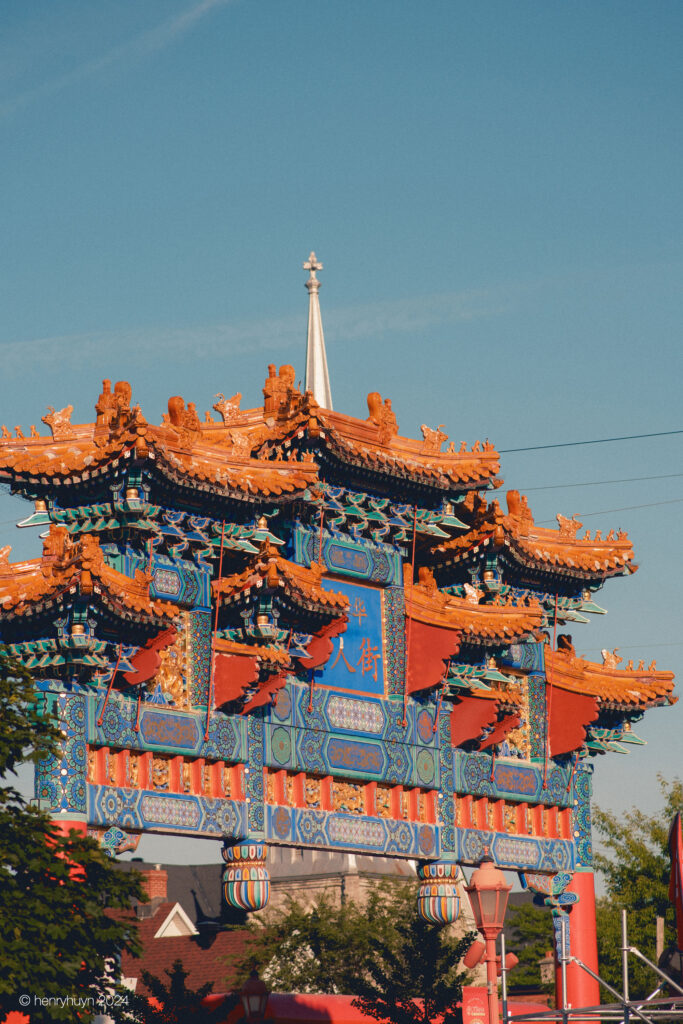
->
left=500, top=911, right=683, bottom=1024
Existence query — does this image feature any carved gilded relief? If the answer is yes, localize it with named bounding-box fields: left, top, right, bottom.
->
left=504, top=803, right=518, bottom=834
left=155, top=614, right=191, bottom=709
left=87, top=749, right=97, bottom=783
left=305, top=778, right=321, bottom=809
left=501, top=674, right=531, bottom=760
left=182, top=762, right=192, bottom=793
left=128, top=753, right=140, bottom=788
left=152, top=756, right=169, bottom=790
left=333, top=780, right=364, bottom=814
left=401, top=790, right=409, bottom=820
left=376, top=784, right=392, bottom=818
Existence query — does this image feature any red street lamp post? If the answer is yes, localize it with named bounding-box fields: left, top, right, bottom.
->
left=465, top=856, right=512, bottom=1024
left=241, top=970, right=269, bottom=1024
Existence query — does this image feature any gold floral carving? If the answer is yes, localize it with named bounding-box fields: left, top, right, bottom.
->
left=128, top=754, right=140, bottom=788
left=504, top=804, right=518, bottom=834
left=376, top=785, right=392, bottom=819
left=152, top=757, right=169, bottom=790
left=223, top=766, right=233, bottom=798
left=202, top=764, right=213, bottom=794
left=265, top=771, right=276, bottom=804
left=87, top=749, right=97, bottom=783
left=333, top=780, right=364, bottom=814
left=155, top=614, right=191, bottom=709
left=305, top=778, right=321, bottom=809
left=182, top=762, right=192, bottom=794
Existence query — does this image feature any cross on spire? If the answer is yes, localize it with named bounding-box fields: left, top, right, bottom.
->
left=303, top=251, right=323, bottom=279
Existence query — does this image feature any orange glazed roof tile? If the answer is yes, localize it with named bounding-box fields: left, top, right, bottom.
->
left=208, top=369, right=501, bottom=490
left=545, top=646, right=676, bottom=710
left=433, top=489, right=636, bottom=578
left=1, top=374, right=500, bottom=498
left=404, top=565, right=543, bottom=644
left=212, top=539, right=349, bottom=616
left=0, top=527, right=177, bottom=623
left=214, top=635, right=292, bottom=668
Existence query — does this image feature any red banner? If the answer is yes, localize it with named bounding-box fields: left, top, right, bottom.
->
left=669, top=812, right=683, bottom=950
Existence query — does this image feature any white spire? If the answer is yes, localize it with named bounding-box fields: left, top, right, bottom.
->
left=303, top=251, right=333, bottom=410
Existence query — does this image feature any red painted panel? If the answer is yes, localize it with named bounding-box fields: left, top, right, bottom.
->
left=213, top=653, right=259, bottom=707
left=122, top=627, right=177, bottom=686
left=241, top=672, right=288, bottom=713
left=547, top=688, right=599, bottom=757
left=479, top=713, right=521, bottom=750
left=406, top=619, right=460, bottom=695
left=449, top=695, right=499, bottom=747
left=297, top=617, right=348, bottom=670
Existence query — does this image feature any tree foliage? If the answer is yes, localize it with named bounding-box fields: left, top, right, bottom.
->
left=506, top=902, right=554, bottom=992
left=594, top=776, right=683, bottom=999
left=0, top=647, right=145, bottom=1023
left=235, top=881, right=474, bottom=1024
left=109, top=959, right=235, bottom=1024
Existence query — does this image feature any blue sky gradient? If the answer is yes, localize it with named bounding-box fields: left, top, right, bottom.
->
left=2, top=0, right=681, bottom=864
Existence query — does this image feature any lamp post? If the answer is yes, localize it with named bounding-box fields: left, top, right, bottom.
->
left=465, top=856, right=512, bottom=1024
left=241, top=970, right=269, bottom=1024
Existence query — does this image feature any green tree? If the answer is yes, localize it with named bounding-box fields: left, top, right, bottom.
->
left=236, top=882, right=474, bottom=1024
left=109, top=959, right=235, bottom=1023
left=593, top=776, right=683, bottom=999
left=506, top=902, right=554, bottom=993
left=0, top=647, right=145, bottom=1023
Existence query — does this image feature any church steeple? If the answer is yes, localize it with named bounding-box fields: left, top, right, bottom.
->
left=303, top=251, right=333, bottom=410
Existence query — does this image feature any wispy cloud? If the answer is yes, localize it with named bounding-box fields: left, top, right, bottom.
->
left=0, top=0, right=236, bottom=119
left=0, top=286, right=511, bottom=377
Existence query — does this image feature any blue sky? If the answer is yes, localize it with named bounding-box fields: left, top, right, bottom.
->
left=2, top=1, right=682, bottom=865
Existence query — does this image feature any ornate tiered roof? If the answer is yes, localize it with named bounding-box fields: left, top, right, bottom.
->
left=213, top=539, right=349, bottom=618
left=404, top=564, right=543, bottom=645
left=432, top=489, right=636, bottom=581
left=0, top=372, right=500, bottom=501
left=0, top=526, right=176, bottom=625
left=545, top=644, right=676, bottom=711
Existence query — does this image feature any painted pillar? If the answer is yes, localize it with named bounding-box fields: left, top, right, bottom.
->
left=555, top=871, right=600, bottom=1009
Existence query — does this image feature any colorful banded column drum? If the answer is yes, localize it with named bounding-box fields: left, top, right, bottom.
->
left=417, top=861, right=461, bottom=924
left=222, top=841, right=270, bottom=911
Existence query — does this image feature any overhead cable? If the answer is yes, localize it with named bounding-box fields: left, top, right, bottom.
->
left=501, top=428, right=683, bottom=453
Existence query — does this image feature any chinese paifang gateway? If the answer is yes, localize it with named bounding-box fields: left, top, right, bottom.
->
left=0, top=254, right=675, bottom=1008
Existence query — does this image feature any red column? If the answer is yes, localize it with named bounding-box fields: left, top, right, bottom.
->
left=50, top=819, right=88, bottom=839
left=555, top=871, right=600, bottom=1009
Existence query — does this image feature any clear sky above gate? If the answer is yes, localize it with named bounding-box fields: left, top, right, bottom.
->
left=2, top=0, right=682, bottom=863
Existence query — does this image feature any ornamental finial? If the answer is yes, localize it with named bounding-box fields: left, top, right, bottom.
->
left=303, top=251, right=323, bottom=293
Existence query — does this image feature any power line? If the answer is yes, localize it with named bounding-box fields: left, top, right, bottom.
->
left=500, top=428, right=683, bottom=454
left=582, top=642, right=683, bottom=652
left=538, top=496, right=683, bottom=522
left=524, top=472, right=683, bottom=492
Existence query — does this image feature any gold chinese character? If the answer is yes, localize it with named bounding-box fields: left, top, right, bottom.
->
left=330, top=636, right=356, bottom=673
left=351, top=597, right=368, bottom=624
left=357, top=637, right=381, bottom=681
